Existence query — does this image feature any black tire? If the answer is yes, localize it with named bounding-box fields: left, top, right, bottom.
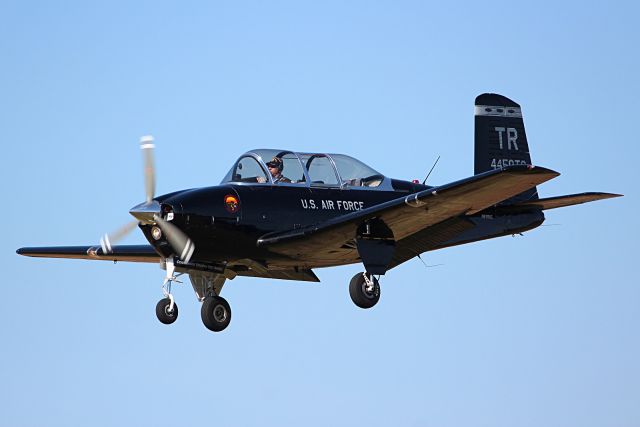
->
left=156, top=297, right=178, bottom=324
left=349, top=272, right=380, bottom=309
left=201, top=296, right=232, bottom=332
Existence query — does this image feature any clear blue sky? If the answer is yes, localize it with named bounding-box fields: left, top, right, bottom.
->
left=2, top=1, right=638, bottom=426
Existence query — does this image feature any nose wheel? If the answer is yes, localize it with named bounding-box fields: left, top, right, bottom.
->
left=349, top=272, right=380, bottom=309
left=156, top=297, right=179, bottom=324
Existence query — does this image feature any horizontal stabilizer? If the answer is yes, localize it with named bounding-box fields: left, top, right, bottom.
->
left=497, top=192, right=622, bottom=212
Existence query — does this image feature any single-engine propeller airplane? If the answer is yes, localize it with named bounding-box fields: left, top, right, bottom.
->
left=17, top=94, right=621, bottom=332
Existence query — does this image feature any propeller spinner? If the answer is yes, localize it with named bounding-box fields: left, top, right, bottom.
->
left=99, top=136, right=195, bottom=263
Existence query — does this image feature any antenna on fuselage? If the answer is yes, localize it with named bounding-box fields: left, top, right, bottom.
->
left=422, top=155, right=441, bottom=185
left=417, top=253, right=444, bottom=269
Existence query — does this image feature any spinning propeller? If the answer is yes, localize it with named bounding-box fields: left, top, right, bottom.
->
left=99, top=136, right=195, bottom=263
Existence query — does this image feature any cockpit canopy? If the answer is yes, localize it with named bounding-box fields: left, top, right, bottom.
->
left=221, top=149, right=388, bottom=189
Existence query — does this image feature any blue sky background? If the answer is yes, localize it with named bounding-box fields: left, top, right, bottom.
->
left=2, top=1, right=638, bottom=426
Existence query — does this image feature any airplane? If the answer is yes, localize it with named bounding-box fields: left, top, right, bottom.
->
left=17, top=93, right=621, bottom=333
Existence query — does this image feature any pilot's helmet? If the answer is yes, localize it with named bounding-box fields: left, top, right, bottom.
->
left=266, top=157, right=284, bottom=172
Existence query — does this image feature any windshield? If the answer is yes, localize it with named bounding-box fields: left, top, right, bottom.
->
left=221, top=155, right=269, bottom=183
left=222, top=149, right=308, bottom=185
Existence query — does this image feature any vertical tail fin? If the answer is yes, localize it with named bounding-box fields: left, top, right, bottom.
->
left=474, top=93, right=538, bottom=203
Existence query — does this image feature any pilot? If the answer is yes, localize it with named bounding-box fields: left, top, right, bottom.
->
left=266, top=157, right=291, bottom=183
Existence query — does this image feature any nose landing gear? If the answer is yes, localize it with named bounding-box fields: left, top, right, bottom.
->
left=156, top=297, right=178, bottom=324
left=155, top=257, right=183, bottom=325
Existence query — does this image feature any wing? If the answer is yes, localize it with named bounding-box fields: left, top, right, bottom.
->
left=16, top=245, right=160, bottom=263
left=16, top=245, right=320, bottom=282
left=258, top=165, right=559, bottom=261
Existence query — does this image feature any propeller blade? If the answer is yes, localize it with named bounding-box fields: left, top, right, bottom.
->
left=100, top=136, right=157, bottom=255
left=154, top=215, right=195, bottom=263
left=100, top=220, right=139, bottom=254
left=140, top=135, right=156, bottom=203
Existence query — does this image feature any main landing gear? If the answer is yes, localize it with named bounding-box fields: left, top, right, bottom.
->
left=349, top=272, right=380, bottom=309
left=154, top=258, right=232, bottom=332
left=201, top=296, right=232, bottom=332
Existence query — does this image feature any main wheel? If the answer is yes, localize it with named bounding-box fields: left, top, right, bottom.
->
left=201, top=296, right=232, bottom=332
left=156, top=297, right=179, bottom=324
left=349, top=272, right=380, bottom=309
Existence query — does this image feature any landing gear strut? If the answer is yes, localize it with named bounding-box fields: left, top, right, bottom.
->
left=155, top=257, right=183, bottom=325
left=349, top=272, right=380, bottom=309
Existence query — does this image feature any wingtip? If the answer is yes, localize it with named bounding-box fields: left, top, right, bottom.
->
left=580, top=192, right=623, bottom=200
left=529, top=165, right=561, bottom=177
left=502, top=164, right=560, bottom=177
left=596, top=192, right=623, bottom=200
